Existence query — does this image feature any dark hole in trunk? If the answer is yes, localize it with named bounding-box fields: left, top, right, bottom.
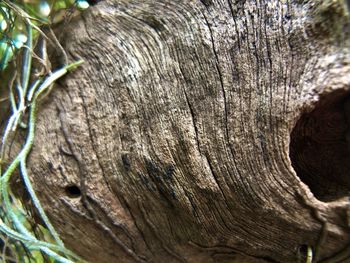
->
left=290, top=90, right=350, bottom=202
left=65, top=185, right=81, bottom=199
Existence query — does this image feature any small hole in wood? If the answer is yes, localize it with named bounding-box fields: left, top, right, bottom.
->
left=65, top=185, right=81, bottom=199
left=290, top=90, right=350, bottom=202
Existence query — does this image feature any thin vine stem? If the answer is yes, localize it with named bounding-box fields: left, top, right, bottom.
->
left=0, top=1, right=89, bottom=261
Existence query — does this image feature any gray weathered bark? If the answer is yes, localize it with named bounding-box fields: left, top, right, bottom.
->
left=24, top=0, right=350, bottom=262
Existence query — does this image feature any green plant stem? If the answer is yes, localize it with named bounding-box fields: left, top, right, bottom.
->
left=0, top=61, right=84, bottom=262
left=21, top=21, right=33, bottom=95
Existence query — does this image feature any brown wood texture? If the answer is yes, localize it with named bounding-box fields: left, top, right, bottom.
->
left=24, top=0, right=350, bottom=262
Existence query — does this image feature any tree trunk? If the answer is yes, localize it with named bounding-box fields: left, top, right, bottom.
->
left=24, top=0, right=350, bottom=262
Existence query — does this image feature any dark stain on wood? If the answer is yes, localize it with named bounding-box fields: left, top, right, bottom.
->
left=165, top=164, right=175, bottom=181
left=144, top=158, right=177, bottom=204
left=121, top=154, right=131, bottom=171
left=143, top=16, right=165, bottom=32
left=47, top=161, right=54, bottom=173
left=200, top=0, right=212, bottom=7
left=139, top=172, right=156, bottom=192
left=145, top=159, right=160, bottom=175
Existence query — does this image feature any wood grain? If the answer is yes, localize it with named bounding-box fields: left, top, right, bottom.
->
left=23, top=0, right=350, bottom=262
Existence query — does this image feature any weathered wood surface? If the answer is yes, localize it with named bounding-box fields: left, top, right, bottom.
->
left=26, top=0, right=350, bottom=262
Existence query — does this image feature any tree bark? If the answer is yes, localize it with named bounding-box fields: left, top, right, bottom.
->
left=24, top=0, right=350, bottom=262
